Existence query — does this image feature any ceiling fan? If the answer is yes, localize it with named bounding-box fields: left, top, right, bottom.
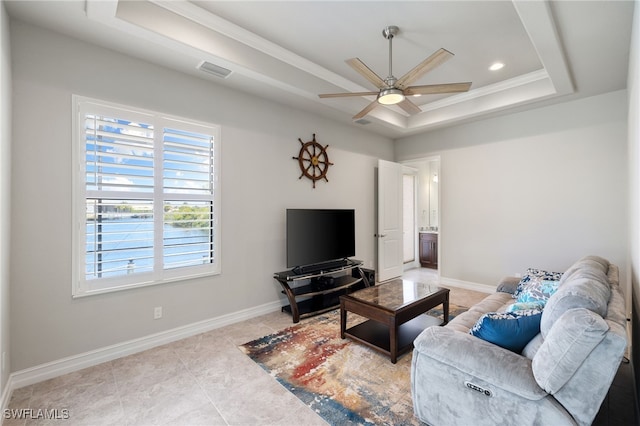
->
left=319, top=26, right=472, bottom=120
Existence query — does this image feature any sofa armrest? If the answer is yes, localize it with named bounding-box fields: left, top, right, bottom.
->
left=413, top=326, right=546, bottom=400
left=496, top=276, right=521, bottom=294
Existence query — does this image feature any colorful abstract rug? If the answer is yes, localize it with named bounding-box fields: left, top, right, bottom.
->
left=239, top=304, right=468, bottom=425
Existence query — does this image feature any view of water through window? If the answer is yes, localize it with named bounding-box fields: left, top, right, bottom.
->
left=86, top=214, right=213, bottom=279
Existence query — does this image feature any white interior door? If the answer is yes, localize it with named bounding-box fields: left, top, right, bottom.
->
left=377, top=159, right=404, bottom=281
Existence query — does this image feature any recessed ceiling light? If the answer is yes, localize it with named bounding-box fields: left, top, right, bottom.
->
left=489, top=62, right=505, bottom=71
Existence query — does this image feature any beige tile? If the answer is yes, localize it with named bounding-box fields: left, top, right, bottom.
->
left=5, top=386, right=33, bottom=426
left=171, top=331, right=229, bottom=369
left=162, top=402, right=227, bottom=426
left=2, top=410, right=27, bottom=426
left=29, top=362, right=113, bottom=396
left=111, top=345, right=187, bottom=393
left=215, top=320, right=277, bottom=346
left=39, top=398, right=124, bottom=426
left=255, top=310, right=298, bottom=331
left=118, top=370, right=211, bottom=425
left=206, top=372, right=306, bottom=425
left=2, top=417, right=27, bottom=426
left=194, top=347, right=273, bottom=403
left=8, top=385, right=33, bottom=405
left=27, top=364, right=118, bottom=417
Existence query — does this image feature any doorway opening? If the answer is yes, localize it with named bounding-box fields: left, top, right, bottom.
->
left=402, top=173, right=416, bottom=265
left=401, top=157, right=440, bottom=273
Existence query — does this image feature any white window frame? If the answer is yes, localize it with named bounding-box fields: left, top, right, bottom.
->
left=72, top=95, right=221, bottom=297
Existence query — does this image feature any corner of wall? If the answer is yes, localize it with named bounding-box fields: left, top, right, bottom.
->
left=0, top=0, right=13, bottom=408
left=628, top=0, right=640, bottom=416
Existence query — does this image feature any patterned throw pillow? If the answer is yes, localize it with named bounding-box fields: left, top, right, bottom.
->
left=506, top=301, right=546, bottom=312
left=470, top=309, right=543, bottom=353
left=514, top=268, right=563, bottom=299
left=516, top=279, right=560, bottom=304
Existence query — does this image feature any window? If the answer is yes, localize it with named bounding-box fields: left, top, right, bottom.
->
left=73, top=96, right=221, bottom=297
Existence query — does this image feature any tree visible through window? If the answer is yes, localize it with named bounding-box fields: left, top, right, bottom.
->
left=73, top=96, right=221, bottom=296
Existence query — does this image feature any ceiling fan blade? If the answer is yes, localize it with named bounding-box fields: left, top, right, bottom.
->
left=346, top=58, right=386, bottom=90
left=404, top=82, right=472, bottom=96
left=319, top=91, right=379, bottom=98
left=396, top=48, right=454, bottom=90
left=397, top=98, right=422, bottom=116
left=353, top=100, right=379, bottom=120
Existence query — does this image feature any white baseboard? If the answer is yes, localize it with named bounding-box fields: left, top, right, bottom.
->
left=439, top=276, right=496, bottom=294
left=5, top=300, right=282, bottom=394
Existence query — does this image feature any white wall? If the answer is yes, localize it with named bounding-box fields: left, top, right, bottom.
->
left=0, top=0, right=12, bottom=396
left=9, top=21, right=393, bottom=371
left=627, top=0, right=640, bottom=402
left=396, top=91, right=628, bottom=288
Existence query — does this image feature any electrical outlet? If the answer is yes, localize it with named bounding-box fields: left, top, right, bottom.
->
left=153, top=306, right=163, bottom=320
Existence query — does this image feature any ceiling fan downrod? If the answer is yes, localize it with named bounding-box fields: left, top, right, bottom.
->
left=382, top=25, right=399, bottom=87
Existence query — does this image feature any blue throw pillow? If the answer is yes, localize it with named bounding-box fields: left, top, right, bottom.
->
left=470, top=309, right=543, bottom=353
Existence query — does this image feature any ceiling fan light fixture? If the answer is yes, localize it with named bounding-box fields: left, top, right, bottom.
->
left=377, top=88, right=405, bottom=105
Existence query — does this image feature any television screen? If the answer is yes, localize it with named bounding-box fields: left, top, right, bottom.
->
left=286, top=209, right=355, bottom=269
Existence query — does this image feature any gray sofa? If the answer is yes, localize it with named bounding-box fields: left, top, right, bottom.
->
left=411, top=256, right=627, bottom=426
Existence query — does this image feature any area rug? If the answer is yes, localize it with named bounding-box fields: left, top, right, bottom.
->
left=239, top=304, right=468, bottom=425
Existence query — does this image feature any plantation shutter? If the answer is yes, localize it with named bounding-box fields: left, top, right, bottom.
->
left=74, top=96, right=221, bottom=297
left=162, top=126, right=216, bottom=269
left=84, top=114, right=155, bottom=280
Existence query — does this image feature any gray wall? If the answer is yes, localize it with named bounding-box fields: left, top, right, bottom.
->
left=1, top=0, right=12, bottom=394
left=9, top=21, right=393, bottom=371
left=396, top=91, right=628, bottom=290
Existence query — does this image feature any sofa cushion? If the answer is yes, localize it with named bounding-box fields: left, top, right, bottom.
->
left=532, top=308, right=608, bottom=394
left=541, top=275, right=610, bottom=338
left=496, top=276, right=521, bottom=294
left=521, top=333, right=544, bottom=359
left=445, top=292, right=514, bottom=333
left=559, top=256, right=609, bottom=284
left=470, top=309, right=543, bottom=353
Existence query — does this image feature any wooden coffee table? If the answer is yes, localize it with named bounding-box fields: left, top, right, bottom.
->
left=339, top=279, right=449, bottom=363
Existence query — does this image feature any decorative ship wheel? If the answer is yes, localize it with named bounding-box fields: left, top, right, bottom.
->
left=293, top=134, right=333, bottom=188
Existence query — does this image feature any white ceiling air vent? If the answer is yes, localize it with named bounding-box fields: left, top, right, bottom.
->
left=197, top=61, right=232, bottom=79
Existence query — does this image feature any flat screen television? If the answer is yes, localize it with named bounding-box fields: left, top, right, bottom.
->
left=286, top=209, right=355, bottom=272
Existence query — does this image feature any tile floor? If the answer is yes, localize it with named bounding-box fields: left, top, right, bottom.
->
left=5, top=309, right=323, bottom=426
left=4, top=269, right=638, bottom=425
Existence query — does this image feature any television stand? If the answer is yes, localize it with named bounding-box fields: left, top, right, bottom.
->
left=291, top=259, right=349, bottom=275
left=274, top=259, right=371, bottom=323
